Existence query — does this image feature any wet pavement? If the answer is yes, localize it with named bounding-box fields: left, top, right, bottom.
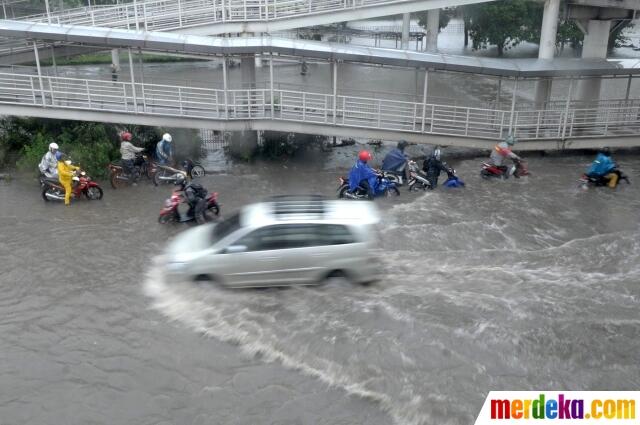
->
left=1, top=146, right=639, bottom=425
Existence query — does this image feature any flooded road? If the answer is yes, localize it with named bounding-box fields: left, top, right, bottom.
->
left=1, top=148, right=639, bottom=425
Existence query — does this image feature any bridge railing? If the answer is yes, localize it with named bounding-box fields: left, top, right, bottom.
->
left=0, top=71, right=638, bottom=141
left=17, top=0, right=433, bottom=32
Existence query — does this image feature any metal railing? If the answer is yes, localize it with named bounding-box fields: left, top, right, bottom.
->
left=17, top=0, right=436, bottom=32
left=0, top=71, right=638, bottom=141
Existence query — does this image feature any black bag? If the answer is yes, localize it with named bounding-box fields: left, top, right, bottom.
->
left=187, top=183, right=207, bottom=198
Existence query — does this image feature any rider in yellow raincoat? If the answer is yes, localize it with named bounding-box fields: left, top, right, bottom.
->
left=57, top=154, right=80, bottom=206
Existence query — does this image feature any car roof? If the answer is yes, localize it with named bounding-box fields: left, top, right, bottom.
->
left=239, top=196, right=380, bottom=228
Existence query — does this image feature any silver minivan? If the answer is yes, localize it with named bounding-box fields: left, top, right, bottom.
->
left=163, top=196, right=381, bottom=287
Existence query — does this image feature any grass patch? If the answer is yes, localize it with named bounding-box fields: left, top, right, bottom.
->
left=36, top=52, right=207, bottom=67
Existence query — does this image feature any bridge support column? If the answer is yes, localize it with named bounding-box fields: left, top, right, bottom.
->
left=401, top=13, right=410, bottom=50
left=111, top=48, right=121, bottom=72
left=425, top=9, right=439, bottom=53
left=576, top=20, right=612, bottom=105
left=229, top=53, right=258, bottom=158
left=241, top=54, right=257, bottom=89
left=534, top=0, right=560, bottom=109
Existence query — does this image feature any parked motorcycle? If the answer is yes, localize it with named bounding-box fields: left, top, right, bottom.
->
left=481, top=158, right=529, bottom=179
left=579, top=169, right=630, bottom=189
left=181, top=159, right=206, bottom=179
left=337, top=174, right=400, bottom=199
left=158, top=189, right=220, bottom=224
left=108, top=153, right=151, bottom=189
left=41, top=170, right=103, bottom=202
left=153, top=165, right=188, bottom=186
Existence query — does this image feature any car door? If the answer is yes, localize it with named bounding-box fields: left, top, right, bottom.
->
left=216, top=224, right=322, bottom=287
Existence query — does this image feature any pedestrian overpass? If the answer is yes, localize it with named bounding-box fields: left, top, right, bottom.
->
left=17, top=0, right=495, bottom=35
left=1, top=0, right=640, bottom=150
left=1, top=21, right=639, bottom=150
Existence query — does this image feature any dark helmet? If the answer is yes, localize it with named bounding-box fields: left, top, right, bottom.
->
left=397, top=140, right=408, bottom=151
left=599, top=147, right=611, bottom=157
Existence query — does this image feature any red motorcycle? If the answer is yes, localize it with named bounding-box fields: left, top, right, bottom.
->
left=158, top=189, right=220, bottom=224
left=41, top=170, right=104, bottom=202
left=481, top=158, right=529, bottom=179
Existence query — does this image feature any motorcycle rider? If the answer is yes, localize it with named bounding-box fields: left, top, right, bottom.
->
left=120, top=131, right=144, bottom=179
left=175, top=173, right=208, bottom=224
left=39, top=142, right=59, bottom=178
left=349, top=150, right=378, bottom=199
left=422, top=146, right=454, bottom=189
left=381, top=140, right=409, bottom=182
left=489, top=135, right=521, bottom=176
left=156, top=133, right=173, bottom=166
left=57, top=153, right=80, bottom=206
left=586, top=148, right=619, bottom=188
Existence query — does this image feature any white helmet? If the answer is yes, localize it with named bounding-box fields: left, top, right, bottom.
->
left=49, top=142, right=59, bottom=152
left=162, top=133, right=172, bottom=143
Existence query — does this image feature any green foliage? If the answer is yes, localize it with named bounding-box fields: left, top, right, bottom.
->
left=461, top=1, right=634, bottom=57
left=0, top=117, right=201, bottom=179
left=462, top=0, right=543, bottom=56
left=16, top=132, right=50, bottom=173
left=556, top=21, right=584, bottom=56
left=259, top=131, right=325, bottom=159
left=415, top=8, right=456, bottom=32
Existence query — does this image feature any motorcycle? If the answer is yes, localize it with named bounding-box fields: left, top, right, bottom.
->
left=181, top=159, right=206, bottom=179
left=158, top=189, right=220, bottom=224
left=381, top=169, right=406, bottom=187
left=337, top=174, right=400, bottom=199
left=579, top=169, right=630, bottom=189
left=407, top=160, right=432, bottom=191
left=41, top=170, right=103, bottom=202
left=153, top=165, right=188, bottom=186
left=108, top=153, right=151, bottom=189
left=481, top=158, right=529, bottom=179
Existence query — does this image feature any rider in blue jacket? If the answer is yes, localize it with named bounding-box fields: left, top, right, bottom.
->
left=349, top=150, right=378, bottom=199
left=587, top=148, right=615, bottom=178
left=155, top=133, right=173, bottom=165
left=381, top=140, right=409, bottom=181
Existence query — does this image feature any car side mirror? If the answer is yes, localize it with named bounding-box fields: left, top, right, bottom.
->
left=224, top=245, right=247, bottom=254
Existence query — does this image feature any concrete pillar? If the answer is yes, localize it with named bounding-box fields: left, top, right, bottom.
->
left=401, top=13, right=410, bottom=50
left=577, top=20, right=612, bottom=105
left=231, top=41, right=259, bottom=159
left=425, top=9, right=439, bottom=52
left=111, top=48, right=121, bottom=72
left=240, top=54, right=256, bottom=89
left=255, top=33, right=263, bottom=68
left=534, top=0, right=560, bottom=108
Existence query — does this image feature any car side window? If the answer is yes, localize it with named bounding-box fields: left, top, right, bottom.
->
left=317, top=224, right=356, bottom=245
left=234, top=224, right=321, bottom=252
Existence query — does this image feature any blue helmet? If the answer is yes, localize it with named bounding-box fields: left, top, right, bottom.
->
left=55, top=151, right=63, bottom=161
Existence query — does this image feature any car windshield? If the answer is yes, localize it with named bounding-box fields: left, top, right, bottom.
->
left=211, top=212, right=241, bottom=244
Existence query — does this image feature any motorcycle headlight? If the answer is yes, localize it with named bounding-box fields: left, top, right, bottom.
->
left=164, top=199, right=173, bottom=208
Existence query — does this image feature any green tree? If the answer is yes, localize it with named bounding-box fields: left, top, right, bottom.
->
left=415, top=8, right=456, bottom=32
left=462, top=0, right=543, bottom=57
